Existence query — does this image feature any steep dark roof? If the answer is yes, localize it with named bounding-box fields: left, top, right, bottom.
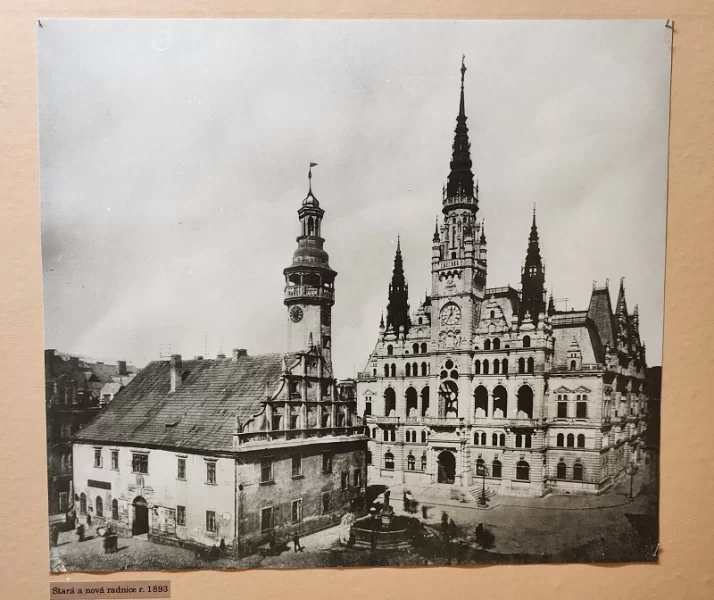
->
left=587, top=288, right=616, bottom=348
left=75, top=353, right=295, bottom=453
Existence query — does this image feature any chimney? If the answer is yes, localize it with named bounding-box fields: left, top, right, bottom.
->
left=232, top=348, right=247, bottom=362
left=117, top=360, right=127, bottom=376
left=170, top=354, right=183, bottom=393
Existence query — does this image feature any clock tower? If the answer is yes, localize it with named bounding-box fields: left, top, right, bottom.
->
left=284, top=165, right=336, bottom=367
left=431, top=57, right=488, bottom=352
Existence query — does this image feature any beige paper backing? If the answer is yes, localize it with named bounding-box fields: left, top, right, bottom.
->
left=1, top=1, right=712, bottom=598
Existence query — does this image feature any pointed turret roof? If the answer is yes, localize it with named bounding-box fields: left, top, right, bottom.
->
left=385, top=237, right=411, bottom=337
left=445, top=56, right=475, bottom=201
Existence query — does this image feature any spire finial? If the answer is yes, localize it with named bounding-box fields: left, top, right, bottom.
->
left=308, top=162, right=318, bottom=194
left=397, top=234, right=401, bottom=252
left=461, top=54, right=466, bottom=88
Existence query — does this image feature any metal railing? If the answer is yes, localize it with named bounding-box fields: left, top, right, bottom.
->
left=284, top=285, right=334, bottom=301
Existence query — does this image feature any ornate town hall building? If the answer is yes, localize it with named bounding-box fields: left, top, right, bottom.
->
left=356, top=60, right=649, bottom=497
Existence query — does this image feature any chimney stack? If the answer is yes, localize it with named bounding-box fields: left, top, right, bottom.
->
left=170, top=354, right=183, bottom=393
left=117, top=360, right=127, bottom=376
left=232, top=348, right=247, bottom=362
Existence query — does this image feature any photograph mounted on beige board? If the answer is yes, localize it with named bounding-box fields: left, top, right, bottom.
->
left=38, top=18, right=669, bottom=571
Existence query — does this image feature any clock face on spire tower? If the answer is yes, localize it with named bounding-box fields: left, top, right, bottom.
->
left=440, top=303, right=461, bottom=326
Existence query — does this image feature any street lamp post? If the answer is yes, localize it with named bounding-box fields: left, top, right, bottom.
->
left=478, top=463, right=489, bottom=506
left=625, top=462, right=638, bottom=499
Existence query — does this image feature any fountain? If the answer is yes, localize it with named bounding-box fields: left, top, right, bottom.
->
left=352, top=489, right=417, bottom=550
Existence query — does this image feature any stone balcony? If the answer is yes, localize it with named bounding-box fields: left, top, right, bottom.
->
left=284, top=285, right=334, bottom=302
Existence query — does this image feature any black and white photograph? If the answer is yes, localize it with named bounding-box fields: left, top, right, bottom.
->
left=40, top=19, right=669, bottom=571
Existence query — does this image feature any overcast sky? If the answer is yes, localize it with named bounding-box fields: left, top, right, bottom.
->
left=38, top=19, right=671, bottom=377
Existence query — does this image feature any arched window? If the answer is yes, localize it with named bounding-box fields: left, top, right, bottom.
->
left=373, top=368, right=377, bottom=376
left=483, top=360, right=490, bottom=375
left=412, top=362, right=418, bottom=375
left=112, top=499, right=119, bottom=521
left=492, top=460, right=502, bottom=478
left=484, top=339, right=491, bottom=351
left=577, top=434, right=586, bottom=448
left=567, top=434, right=575, bottom=448
left=525, top=434, right=532, bottom=448
left=405, top=363, right=411, bottom=377
left=474, top=360, right=481, bottom=375
left=421, top=362, right=427, bottom=376
left=421, top=431, right=427, bottom=443
left=413, top=343, right=419, bottom=354
left=390, top=364, right=396, bottom=378
left=573, top=463, right=584, bottom=481
left=421, top=454, right=427, bottom=471
left=527, top=357, right=535, bottom=374
left=371, top=427, right=377, bottom=438
left=474, top=385, right=488, bottom=417
left=387, top=345, right=393, bottom=355
left=421, top=343, right=427, bottom=353
left=493, top=385, right=508, bottom=418
left=570, top=360, right=577, bottom=370
left=476, top=458, right=486, bottom=476
left=502, top=358, right=509, bottom=374
left=556, top=462, right=567, bottom=479
left=494, top=360, right=500, bottom=375
left=517, top=385, right=534, bottom=419
left=515, top=434, right=523, bottom=448
left=492, top=433, right=498, bottom=446
left=499, top=434, right=506, bottom=446
left=493, top=338, right=501, bottom=350
left=307, top=216, right=315, bottom=236
left=474, top=432, right=480, bottom=445
left=384, top=452, right=394, bottom=470
left=385, top=387, right=396, bottom=416
left=523, top=335, right=531, bottom=348
left=481, top=432, right=487, bottom=445
left=518, top=357, right=526, bottom=374
left=418, top=317, right=423, bottom=324
left=516, top=461, right=530, bottom=481
left=557, top=433, right=564, bottom=447
left=96, top=496, right=103, bottom=518
left=490, top=310, right=495, bottom=319
left=80, top=493, right=87, bottom=514
left=407, top=454, right=416, bottom=471
left=384, top=364, right=389, bottom=377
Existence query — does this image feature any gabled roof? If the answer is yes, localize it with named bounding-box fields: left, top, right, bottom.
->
left=75, top=353, right=296, bottom=454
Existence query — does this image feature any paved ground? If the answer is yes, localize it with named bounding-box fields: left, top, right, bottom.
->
left=52, top=467, right=657, bottom=572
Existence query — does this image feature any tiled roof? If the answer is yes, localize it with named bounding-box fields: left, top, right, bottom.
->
left=587, top=288, right=616, bottom=348
left=74, top=353, right=296, bottom=453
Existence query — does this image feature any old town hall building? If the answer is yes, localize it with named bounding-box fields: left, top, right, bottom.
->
left=72, top=172, right=367, bottom=555
left=356, top=60, right=650, bottom=497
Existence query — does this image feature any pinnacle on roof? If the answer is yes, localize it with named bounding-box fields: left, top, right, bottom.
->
left=386, top=236, right=411, bottom=337
left=445, top=55, right=475, bottom=201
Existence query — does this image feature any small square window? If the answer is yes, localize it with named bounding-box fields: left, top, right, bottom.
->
left=206, top=510, right=216, bottom=533
left=206, top=461, right=216, bottom=484
left=177, top=457, right=186, bottom=480
left=94, top=448, right=103, bottom=468
left=261, top=507, right=274, bottom=532
left=322, top=453, right=333, bottom=474
left=260, top=458, right=273, bottom=483
left=291, top=499, right=302, bottom=524
left=177, top=505, right=186, bottom=526
left=291, top=454, right=302, bottom=478
left=132, top=453, right=149, bottom=474
left=321, top=492, right=331, bottom=514
left=110, top=450, right=119, bottom=470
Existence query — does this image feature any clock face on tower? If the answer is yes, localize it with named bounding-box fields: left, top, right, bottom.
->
left=289, top=306, right=304, bottom=323
left=440, top=303, right=461, bottom=326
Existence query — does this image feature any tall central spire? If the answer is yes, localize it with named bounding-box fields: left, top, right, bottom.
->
left=386, top=236, right=411, bottom=338
left=519, top=206, right=546, bottom=325
left=445, top=55, right=475, bottom=202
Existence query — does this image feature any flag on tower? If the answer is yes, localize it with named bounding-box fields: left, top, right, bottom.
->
left=310, top=162, right=318, bottom=168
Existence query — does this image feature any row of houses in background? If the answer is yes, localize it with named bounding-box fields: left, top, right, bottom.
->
left=45, top=349, right=138, bottom=519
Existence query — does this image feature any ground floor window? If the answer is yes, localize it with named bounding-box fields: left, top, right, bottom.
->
left=112, top=499, right=119, bottom=520
left=341, top=471, right=349, bottom=491
left=96, top=496, right=103, bottom=517
left=516, top=461, right=530, bottom=481
left=79, top=493, right=87, bottom=514
left=492, top=460, right=502, bottom=478
left=58, top=491, right=69, bottom=512
left=384, top=452, right=395, bottom=470
left=260, top=507, right=273, bottom=532
left=556, top=461, right=567, bottom=479
left=354, top=469, right=361, bottom=488
left=321, top=492, right=331, bottom=514
left=573, top=463, right=584, bottom=481
left=421, top=454, right=427, bottom=471
left=291, top=499, right=302, bottom=524
left=177, top=505, right=186, bottom=526
left=407, top=454, right=415, bottom=470
left=206, top=510, right=217, bottom=533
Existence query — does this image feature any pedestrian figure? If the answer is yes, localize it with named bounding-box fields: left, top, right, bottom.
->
left=293, top=532, right=304, bottom=552
left=76, top=523, right=86, bottom=543
left=403, top=491, right=409, bottom=512
left=50, top=525, right=60, bottom=547
left=441, top=512, right=450, bottom=542
left=449, top=518, right=457, bottom=540
left=220, top=538, right=226, bottom=556
left=421, top=504, right=428, bottom=519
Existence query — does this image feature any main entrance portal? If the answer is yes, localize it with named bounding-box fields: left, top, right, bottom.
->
left=437, top=451, right=456, bottom=484
left=132, top=496, right=149, bottom=536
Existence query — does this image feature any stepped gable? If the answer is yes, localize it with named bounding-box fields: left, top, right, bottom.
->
left=74, top=353, right=297, bottom=453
